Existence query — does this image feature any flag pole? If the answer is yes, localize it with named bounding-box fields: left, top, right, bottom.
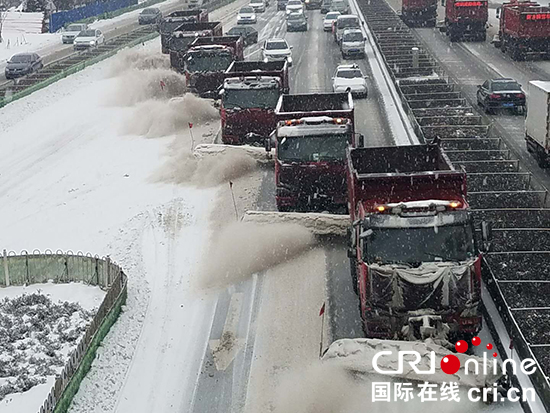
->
left=188, top=122, right=195, bottom=152
left=319, top=302, right=326, bottom=357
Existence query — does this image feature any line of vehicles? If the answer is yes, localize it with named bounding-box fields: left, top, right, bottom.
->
left=401, top=0, right=550, bottom=61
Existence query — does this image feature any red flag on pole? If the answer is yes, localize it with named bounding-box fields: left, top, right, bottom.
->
left=189, top=122, right=193, bottom=129
left=160, top=80, right=166, bottom=90
left=319, top=303, right=326, bottom=317
left=509, top=339, right=514, bottom=350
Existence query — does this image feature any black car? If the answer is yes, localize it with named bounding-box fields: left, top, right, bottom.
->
left=305, top=0, right=322, bottom=9
left=287, top=12, right=308, bottom=31
left=477, top=78, right=526, bottom=115
left=320, top=0, right=332, bottom=13
left=5, top=53, right=43, bottom=80
left=226, top=26, right=259, bottom=45
left=139, top=8, right=162, bottom=25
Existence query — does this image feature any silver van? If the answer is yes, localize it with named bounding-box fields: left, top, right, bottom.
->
left=334, top=14, right=360, bottom=43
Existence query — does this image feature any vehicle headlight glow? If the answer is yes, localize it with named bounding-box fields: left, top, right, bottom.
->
left=90, top=40, right=96, bottom=45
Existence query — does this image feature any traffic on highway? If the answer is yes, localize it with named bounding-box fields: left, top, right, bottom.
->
left=2, top=0, right=550, bottom=410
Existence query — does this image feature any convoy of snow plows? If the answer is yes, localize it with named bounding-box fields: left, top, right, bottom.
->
left=152, top=2, right=550, bottom=407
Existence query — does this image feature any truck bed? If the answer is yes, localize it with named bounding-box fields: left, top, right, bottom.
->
left=347, top=145, right=467, bottom=215
left=224, top=61, right=289, bottom=93
left=526, top=80, right=550, bottom=150
left=502, top=3, right=550, bottom=38
left=275, top=92, right=353, bottom=120
left=190, top=35, right=241, bottom=47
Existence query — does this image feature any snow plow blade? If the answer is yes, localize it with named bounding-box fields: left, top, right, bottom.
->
left=242, top=211, right=350, bottom=237
left=322, top=338, right=504, bottom=389
left=193, top=144, right=273, bottom=165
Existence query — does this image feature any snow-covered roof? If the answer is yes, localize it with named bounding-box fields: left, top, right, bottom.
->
left=224, top=76, right=281, bottom=89
left=530, top=80, right=550, bottom=93
left=278, top=122, right=351, bottom=137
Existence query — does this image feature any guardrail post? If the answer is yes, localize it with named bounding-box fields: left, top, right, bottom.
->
left=412, top=47, right=419, bottom=69
left=106, top=257, right=111, bottom=287
left=3, top=249, right=9, bottom=287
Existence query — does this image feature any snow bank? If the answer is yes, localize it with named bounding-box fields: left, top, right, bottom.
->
left=197, top=221, right=316, bottom=290
left=242, top=210, right=350, bottom=236
left=2, top=12, right=43, bottom=33
left=323, top=338, right=504, bottom=389
left=0, top=281, right=106, bottom=311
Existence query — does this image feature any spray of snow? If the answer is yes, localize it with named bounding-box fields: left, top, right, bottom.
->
left=108, top=49, right=172, bottom=76
left=197, top=222, right=316, bottom=290
left=108, top=69, right=188, bottom=106
left=122, top=94, right=218, bottom=137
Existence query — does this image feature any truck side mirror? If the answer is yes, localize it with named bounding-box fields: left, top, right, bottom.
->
left=358, top=134, right=365, bottom=147
left=359, top=229, right=373, bottom=240
left=496, top=7, right=501, bottom=18
left=264, top=137, right=272, bottom=152
left=481, top=221, right=492, bottom=242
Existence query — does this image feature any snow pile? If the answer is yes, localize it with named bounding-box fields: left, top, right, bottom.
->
left=197, top=222, right=316, bottom=290
left=122, top=94, right=218, bottom=137
left=1, top=12, right=43, bottom=34
left=243, top=210, right=350, bottom=236
left=323, top=338, right=504, bottom=389
left=0, top=292, right=95, bottom=403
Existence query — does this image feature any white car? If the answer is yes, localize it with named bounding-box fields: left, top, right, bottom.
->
left=73, top=29, right=105, bottom=50
left=263, top=38, right=293, bottom=66
left=237, top=6, right=258, bottom=24
left=62, top=23, right=87, bottom=44
left=323, top=11, right=340, bottom=31
left=332, top=64, right=367, bottom=97
left=286, top=0, right=304, bottom=16
left=250, top=0, right=266, bottom=12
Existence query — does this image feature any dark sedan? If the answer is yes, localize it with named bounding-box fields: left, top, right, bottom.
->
left=286, top=12, right=308, bottom=31
left=138, top=8, right=162, bottom=25
left=477, top=78, right=526, bottom=115
left=226, top=26, right=259, bottom=45
left=5, top=53, right=43, bottom=80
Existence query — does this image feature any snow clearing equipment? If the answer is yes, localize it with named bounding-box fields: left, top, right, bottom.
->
left=346, top=143, right=483, bottom=341
left=168, top=22, right=223, bottom=72
left=401, top=0, right=438, bottom=27
left=444, top=0, right=488, bottom=41
left=159, top=9, right=209, bottom=54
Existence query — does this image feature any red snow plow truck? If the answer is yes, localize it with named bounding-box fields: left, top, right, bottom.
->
left=267, top=92, right=363, bottom=212
left=444, top=0, right=488, bottom=41
left=159, top=9, right=209, bottom=54
left=220, top=60, right=290, bottom=145
left=346, top=143, right=483, bottom=340
left=493, top=0, right=550, bottom=60
left=184, top=36, right=244, bottom=98
left=401, top=0, right=438, bottom=27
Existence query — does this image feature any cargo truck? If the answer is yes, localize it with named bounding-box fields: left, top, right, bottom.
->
left=159, top=9, right=209, bottom=54
left=266, top=92, right=362, bottom=212
left=492, top=0, right=550, bottom=60
left=220, top=60, right=290, bottom=145
left=168, top=21, right=223, bottom=72
left=526, top=80, right=550, bottom=167
left=346, top=143, right=482, bottom=340
left=445, top=0, right=488, bottom=41
left=401, top=0, right=437, bottom=27
left=184, top=36, right=244, bottom=98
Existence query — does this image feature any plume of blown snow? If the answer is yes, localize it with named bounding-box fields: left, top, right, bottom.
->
left=272, top=362, right=468, bottom=413
left=197, top=222, right=316, bottom=290
left=109, top=68, right=187, bottom=106
left=109, top=49, right=171, bottom=76
left=154, top=148, right=257, bottom=186
left=123, top=94, right=219, bottom=137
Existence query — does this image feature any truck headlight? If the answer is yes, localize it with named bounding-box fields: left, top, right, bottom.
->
left=286, top=56, right=292, bottom=63
left=90, top=40, right=96, bottom=45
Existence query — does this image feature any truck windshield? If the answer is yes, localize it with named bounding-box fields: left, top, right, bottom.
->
left=337, top=18, right=359, bottom=28
left=343, top=32, right=363, bottom=42
left=224, top=88, right=280, bottom=109
left=364, top=224, right=475, bottom=265
left=277, top=134, right=350, bottom=162
left=185, top=53, right=233, bottom=72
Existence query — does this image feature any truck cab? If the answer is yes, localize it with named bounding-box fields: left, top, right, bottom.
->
left=220, top=76, right=282, bottom=145
left=347, top=144, right=482, bottom=340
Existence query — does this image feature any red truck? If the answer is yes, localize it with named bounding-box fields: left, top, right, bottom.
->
left=184, top=36, right=244, bottom=98
left=168, top=22, right=223, bottom=73
left=159, top=9, right=209, bottom=54
left=445, top=0, right=488, bottom=41
left=267, top=92, right=362, bottom=212
left=401, top=0, right=438, bottom=27
left=220, top=60, right=290, bottom=145
left=346, top=143, right=482, bottom=340
left=492, top=0, right=550, bottom=60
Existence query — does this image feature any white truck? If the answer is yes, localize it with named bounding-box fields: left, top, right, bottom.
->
left=526, top=80, right=550, bottom=168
